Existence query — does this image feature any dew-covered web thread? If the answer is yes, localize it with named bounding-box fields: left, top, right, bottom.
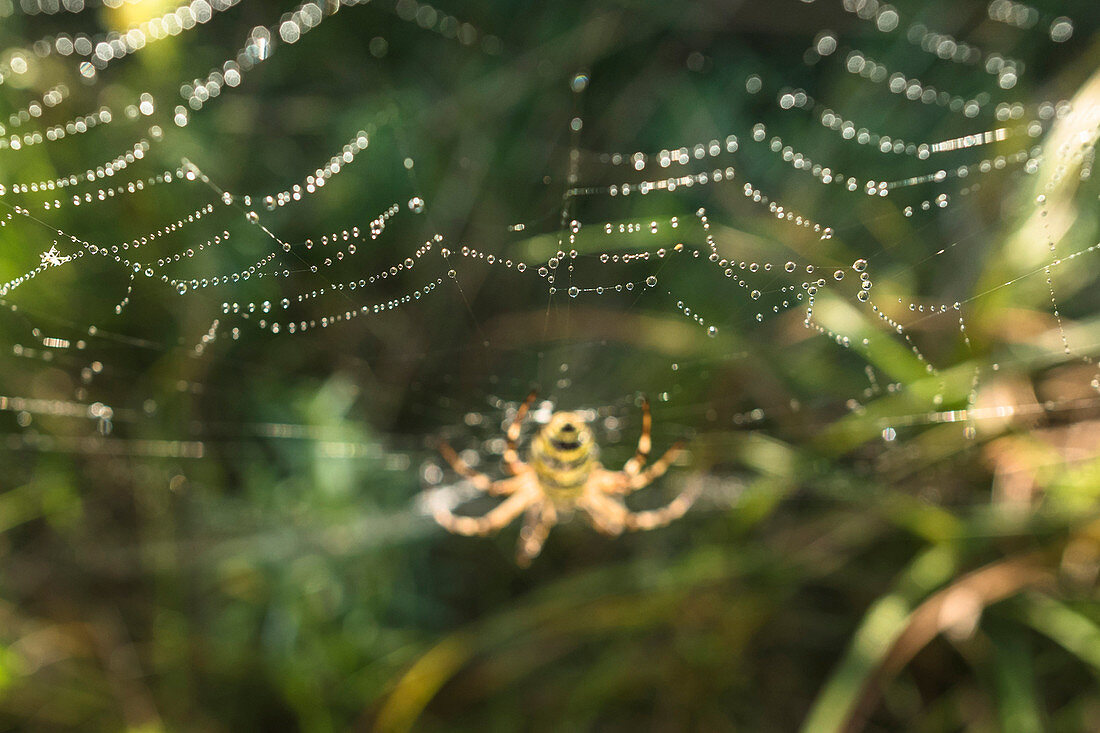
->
left=0, top=0, right=1098, bottom=507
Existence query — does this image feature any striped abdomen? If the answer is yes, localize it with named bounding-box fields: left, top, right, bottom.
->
left=530, top=411, right=599, bottom=498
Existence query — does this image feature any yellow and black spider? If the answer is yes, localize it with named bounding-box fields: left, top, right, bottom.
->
left=434, top=392, right=697, bottom=566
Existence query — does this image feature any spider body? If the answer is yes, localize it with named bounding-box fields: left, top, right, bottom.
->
left=434, top=393, right=698, bottom=566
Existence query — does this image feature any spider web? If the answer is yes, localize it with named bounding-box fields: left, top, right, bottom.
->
left=3, top=0, right=1100, bottom=726
left=0, top=0, right=1098, bottom=567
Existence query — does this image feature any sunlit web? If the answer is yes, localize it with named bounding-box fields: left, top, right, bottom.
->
left=0, top=0, right=1098, bottom=523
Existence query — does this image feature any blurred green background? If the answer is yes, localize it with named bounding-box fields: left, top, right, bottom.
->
left=1, top=0, right=1100, bottom=729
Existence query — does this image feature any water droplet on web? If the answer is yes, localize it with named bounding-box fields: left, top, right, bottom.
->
left=815, top=32, right=837, bottom=56
left=568, top=286, right=579, bottom=298
left=1050, top=17, right=1073, bottom=42
left=645, top=275, right=657, bottom=287
left=853, top=258, right=867, bottom=272
left=408, top=196, right=425, bottom=213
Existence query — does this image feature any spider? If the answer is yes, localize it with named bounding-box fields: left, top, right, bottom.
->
left=433, top=392, right=698, bottom=566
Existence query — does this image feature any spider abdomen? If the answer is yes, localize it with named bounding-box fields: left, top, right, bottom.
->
left=530, top=411, right=599, bottom=498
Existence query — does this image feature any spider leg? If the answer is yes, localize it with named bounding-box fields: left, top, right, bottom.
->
left=516, top=499, right=557, bottom=567
left=578, top=489, right=625, bottom=536
left=433, top=485, right=534, bottom=536
left=503, top=391, right=538, bottom=476
left=439, top=441, right=516, bottom=495
left=623, top=441, right=684, bottom=492
left=585, top=472, right=699, bottom=533
left=622, top=395, right=652, bottom=476
left=619, top=480, right=701, bottom=532
left=602, top=441, right=685, bottom=496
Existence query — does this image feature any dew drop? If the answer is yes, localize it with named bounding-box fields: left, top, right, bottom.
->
left=1050, top=17, right=1073, bottom=43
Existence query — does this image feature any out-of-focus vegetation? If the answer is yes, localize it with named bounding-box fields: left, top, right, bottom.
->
left=1, top=0, right=1100, bottom=730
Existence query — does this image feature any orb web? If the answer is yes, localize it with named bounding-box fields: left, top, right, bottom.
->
left=0, top=0, right=1098, bottom=520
